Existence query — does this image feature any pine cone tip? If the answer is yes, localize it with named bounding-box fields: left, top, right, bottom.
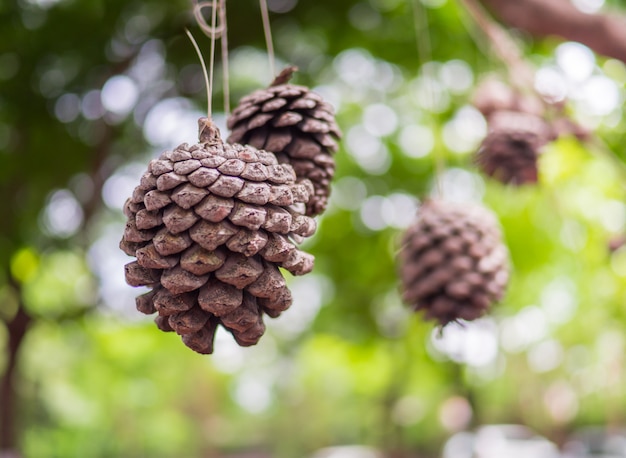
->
left=198, top=117, right=222, bottom=144
left=271, top=66, right=298, bottom=86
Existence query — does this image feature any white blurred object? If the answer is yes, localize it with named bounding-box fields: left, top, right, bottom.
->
left=430, top=319, right=499, bottom=367
left=310, top=446, right=382, bottom=458
left=562, top=427, right=626, bottom=457
left=474, top=425, right=561, bottom=458
left=443, top=424, right=560, bottom=458
left=442, top=432, right=475, bottom=458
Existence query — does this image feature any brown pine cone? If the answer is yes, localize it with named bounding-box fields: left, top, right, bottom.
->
left=121, top=118, right=316, bottom=354
left=227, top=66, right=341, bottom=217
left=475, top=110, right=552, bottom=185
left=399, top=199, right=509, bottom=326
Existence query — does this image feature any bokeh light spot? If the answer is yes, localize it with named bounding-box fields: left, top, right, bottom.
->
left=556, top=42, right=595, bottom=83
left=54, top=93, right=81, bottom=123
left=81, top=90, right=105, bottom=120
left=440, top=59, right=474, bottom=94
left=527, top=340, right=564, bottom=373
left=101, top=75, right=139, bottom=116
left=431, top=319, right=499, bottom=367
left=268, top=0, right=298, bottom=13
left=571, top=0, right=604, bottom=13
left=42, top=190, right=84, bottom=238
left=439, top=396, right=472, bottom=432
left=363, top=103, right=398, bottom=137
left=398, top=124, right=434, bottom=158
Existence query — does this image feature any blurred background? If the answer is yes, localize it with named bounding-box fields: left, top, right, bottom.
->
left=2, top=0, right=626, bottom=456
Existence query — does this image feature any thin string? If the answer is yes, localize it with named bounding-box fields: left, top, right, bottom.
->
left=259, top=0, right=276, bottom=79
left=411, top=0, right=444, bottom=197
left=185, top=28, right=211, bottom=118
left=193, top=0, right=222, bottom=118
left=458, top=0, right=535, bottom=95
left=193, top=1, right=225, bottom=40
left=207, top=0, right=218, bottom=118
left=220, top=0, right=230, bottom=116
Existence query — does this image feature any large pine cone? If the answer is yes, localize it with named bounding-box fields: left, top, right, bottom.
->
left=399, top=200, right=509, bottom=326
left=120, top=118, right=317, bottom=354
left=227, top=66, right=341, bottom=217
left=476, top=110, right=553, bottom=185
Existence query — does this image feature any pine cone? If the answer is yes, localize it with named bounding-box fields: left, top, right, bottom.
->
left=475, top=110, right=552, bottom=185
left=227, top=66, right=341, bottom=217
left=399, top=199, right=509, bottom=326
left=121, top=118, right=317, bottom=354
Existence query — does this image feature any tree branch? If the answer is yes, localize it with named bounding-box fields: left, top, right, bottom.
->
left=480, top=0, right=626, bottom=65
left=460, top=0, right=535, bottom=92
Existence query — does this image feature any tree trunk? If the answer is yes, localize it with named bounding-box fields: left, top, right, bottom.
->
left=0, top=304, right=31, bottom=454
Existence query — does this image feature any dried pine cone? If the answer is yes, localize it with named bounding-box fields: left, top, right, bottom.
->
left=476, top=110, right=553, bottom=185
left=399, top=199, right=509, bottom=325
left=121, top=118, right=317, bottom=354
left=227, top=66, right=341, bottom=217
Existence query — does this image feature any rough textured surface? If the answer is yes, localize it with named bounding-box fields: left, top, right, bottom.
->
left=120, top=118, right=317, bottom=354
left=475, top=110, right=552, bottom=185
left=227, top=67, right=341, bottom=217
left=399, top=199, right=509, bottom=326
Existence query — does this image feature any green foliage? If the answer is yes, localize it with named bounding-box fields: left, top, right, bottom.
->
left=3, top=0, right=626, bottom=456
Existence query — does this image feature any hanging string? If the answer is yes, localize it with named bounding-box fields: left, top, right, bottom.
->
left=220, top=0, right=231, bottom=116
left=193, top=1, right=225, bottom=40
left=459, top=0, right=534, bottom=95
left=207, top=0, right=218, bottom=118
left=411, top=0, right=445, bottom=197
left=259, top=0, right=276, bottom=79
left=185, top=29, right=211, bottom=118
left=193, top=0, right=221, bottom=119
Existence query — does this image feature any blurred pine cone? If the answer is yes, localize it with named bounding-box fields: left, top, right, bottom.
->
left=227, top=66, right=341, bottom=217
left=120, top=118, right=316, bottom=354
left=399, top=199, right=509, bottom=326
left=476, top=110, right=552, bottom=185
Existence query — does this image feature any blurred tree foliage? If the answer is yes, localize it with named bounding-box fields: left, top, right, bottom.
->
left=2, top=0, right=626, bottom=456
